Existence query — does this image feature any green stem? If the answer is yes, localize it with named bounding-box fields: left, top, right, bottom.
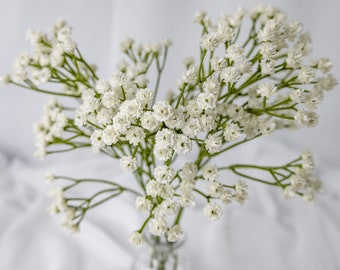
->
left=11, top=81, right=80, bottom=98
left=138, top=214, right=153, bottom=233
left=232, top=169, right=277, bottom=186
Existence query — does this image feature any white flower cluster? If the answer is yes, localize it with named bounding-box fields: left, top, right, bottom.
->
left=47, top=185, right=79, bottom=233
left=33, top=98, right=68, bottom=158
left=1, top=19, right=97, bottom=98
left=3, top=5, right=336, bottom=245
left=283, top=150, right=322, bottom=203
left=9, top=20, right=73, bottom=84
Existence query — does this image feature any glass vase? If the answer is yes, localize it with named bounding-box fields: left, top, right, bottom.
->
left=131, top=235, right=190, bottom=270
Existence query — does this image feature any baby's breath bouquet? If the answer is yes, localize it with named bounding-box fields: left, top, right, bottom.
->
left=1, top=5, right=337, bottom=269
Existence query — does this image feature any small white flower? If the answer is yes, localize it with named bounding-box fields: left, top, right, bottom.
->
left=13, top=52, right=30, bottom=67
left=229, top=7, right=246, bottom=28
left=90, top=130, right=105, bottom=152
left=135, top=196, right=153, bottom=212
left=26, top=29, right=45, bottom=48
left=120, top=155, right=138, bottom=172
left=149, top=218, right=167, bottom=236
left=110, top=73, right=126, bottom=89
left=128, top=231, right=145, bottom=246
left=48, top=202, right=59, bottom=215
left=112, top=113, right=131, bottom=134
left=181, top=162, right=198, bottom=181
left=155, top=128, right=176, bottom=148
left=167, top=225, right=184, bottom=242
left=134, top=74, right=149, bottom=88
left=294, top=109, right=318, bottom=128
left=235, top=58, right=253, bottom=74
left=95, top=80, right=110, bottom=94
left=199, top=114, right=217, bottom=132
left=257, top=83, right=277, bottom=98
left=259, top=42, right=278, bottom=59
left=154, top=165, right=175, bottom=184
left=290, top=174, right=307, bottom=190
left=182, top=57, right=195, bottom=67
left=61, top=209, right=79, bottom=234
left=226, top=44, right=244, bottom=62
left=179, top=192, right=195, bottom=207
left=135, top=88, right=153, bottom=106
left=181, top=65, right=197, bottom=85
left=303, top=193, right=315, bottom=204
left=260, top=59, right=276, bottom=75
left=48, top=186, right=67, bottom=211
left=96, top=108, right=114, bottom=126
left=289, top=88, right=305, bottom=103
left=126, top=126, right=145, bottom=146
left=153, top=101, right=173, bottom=122
left=316, top=57, right=332, bottom=73
left=11, top=67, right=27, bottom=83
left=234, top=180, right=248, bottom=205
left=159, top=183, right=175, bottom=200
left=200, top=33, right=219, bottom=51
left=204, top=202, right=222, bottom=221
left=282, top=186, right=296, bottom=200
left=146, top=180, right=161, bottom=197
left=315, top=74, right=337, bottom=91
left=193, top=11, right=207, bottom=24
left=154, top=145, right=173, bottom=161
left=163, top=38, right=172, bottom=47
left=220, top=189, right=233, bottom=205
left=298, top=66, right=315, bottom=84
left=57, top=25, right=72, bottom=42
left=257, top=19, right=280, bottom=43
left=34, top=135, right=47, bottom=159
left=173, top=134, right=192, bottom=155
left=203, top=76, right=221, bottom=95
left=286, top=21, right=303, bottom=41
left=164, top=109, right=185, bottom=130
left=223, top=123, right=242, bottom=142
left=102, top=125, right=119, bottom=145
left=144, top=42, right=162, bottom=54
left=304, top=90, right=324, bottom=111
left=286, top=42, right=309, bottom=68
left=161, top=199, right=179, bottom=216
left=182, top=117, right=200, bottom=137
left=202, top=163, right=219, bottom=181
left=140, top=111, right=161, bottom=132
left=207, top=181, right=223, bottom=197
left=82, top=92, right=100, bottom=112
left=259, top=119, right=276, bottom=136
left=32, top=67, right=51, bottom=85
left=221, top=67, right=241, bottom=83
left=179, top=179, right=195, bottom=193
left=205, top=133, right=222, bottom=154
left=45, top=172, right=55, bottom=183
left=301, top=150, right=315, bottom=170
left=210, top=57, right=225, bottom=72
left=50, top=46, right=64, bottom=67
left=101, top=91, right=120, bottom=109
left=0, top=74, right=10, bottom=85
left=216, top=19, right=235, bottom=42
left=197, top=92, right=217, bottom=110
left=119, top=99, right=142, bottom=120
left=116, top=59, right=129, bottom=72
left=60, top=38, right=77, bottom=53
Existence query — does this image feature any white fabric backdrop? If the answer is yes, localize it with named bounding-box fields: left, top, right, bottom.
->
left=0, top=1, right=339, bottom=270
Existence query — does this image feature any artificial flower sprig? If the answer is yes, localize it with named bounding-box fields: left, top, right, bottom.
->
left=1, top=5, right=336, bottom=245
